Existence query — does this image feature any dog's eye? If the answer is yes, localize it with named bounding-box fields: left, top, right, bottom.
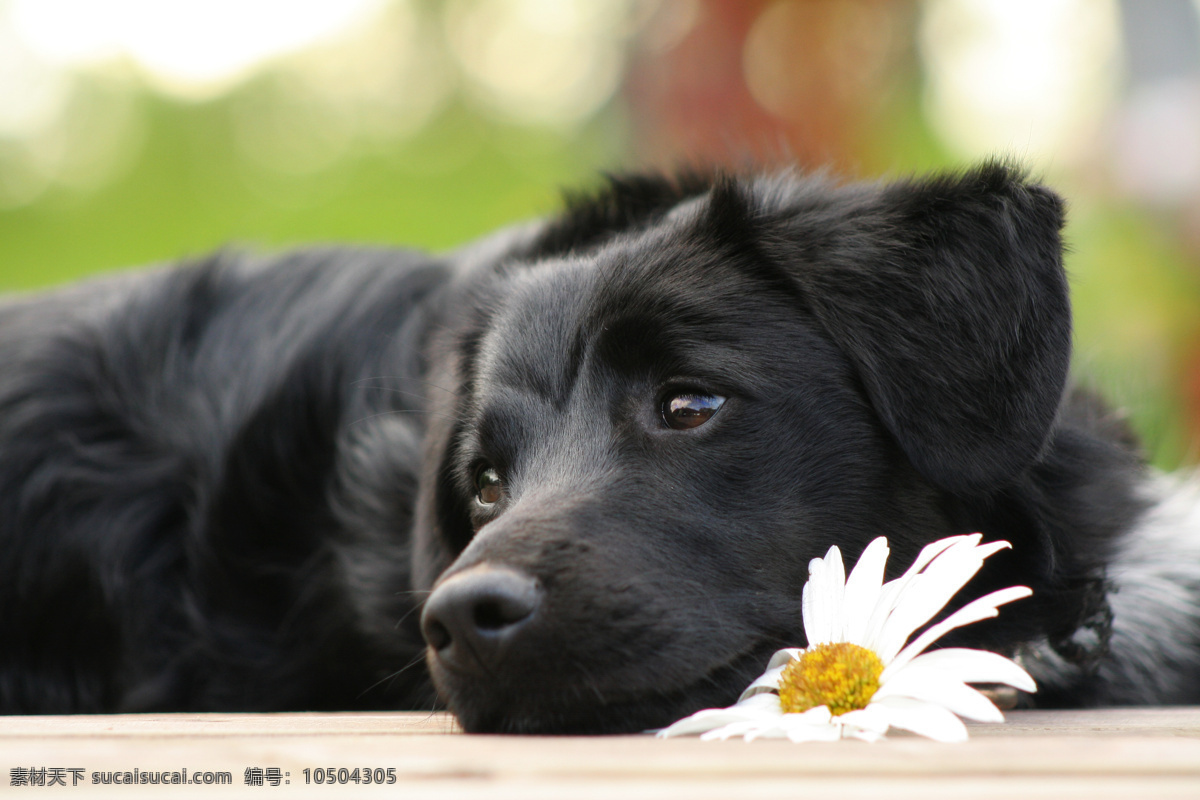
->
left=475, top=467, right=504, bottom=506
left=662, top=393, right=725, bottom=430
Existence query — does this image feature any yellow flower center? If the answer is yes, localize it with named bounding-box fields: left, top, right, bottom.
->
left=777, top=642, right=884, bottom=717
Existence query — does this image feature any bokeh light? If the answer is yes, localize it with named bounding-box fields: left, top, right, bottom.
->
left=446, top=0, right=632, bottom=127
left=919, top=0, right=1121, bottom=166
left=10, top=0, right=391, bottom=98
left=0, top=0, right=1196, bottom=466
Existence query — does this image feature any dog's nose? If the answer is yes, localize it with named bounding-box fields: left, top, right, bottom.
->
left=420, top=565, right=542, bottom=674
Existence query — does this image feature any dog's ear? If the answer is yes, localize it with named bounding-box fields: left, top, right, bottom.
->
left=762, top=162, right=1071, bottom=494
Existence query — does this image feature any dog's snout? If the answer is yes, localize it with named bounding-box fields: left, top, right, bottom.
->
left=421, top=565, right=542, bottom=674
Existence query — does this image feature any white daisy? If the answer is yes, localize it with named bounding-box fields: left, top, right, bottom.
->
left=657, top=534, right=1036, bottom=743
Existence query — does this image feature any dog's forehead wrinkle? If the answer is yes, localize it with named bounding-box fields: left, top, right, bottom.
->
left=473, top=258, right=601, bottom=407
left=512, top=407, right=621, bottom=490
left=462, top=377, right=622, bottom=493
left=479, top=226, right=803, bottom=405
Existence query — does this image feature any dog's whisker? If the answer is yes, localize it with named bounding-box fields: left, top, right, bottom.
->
left=392, top=602, right=425, bottom=631
left=359, top=652, right=429, bottom=699
left=570, top=658, right=606, bottom=705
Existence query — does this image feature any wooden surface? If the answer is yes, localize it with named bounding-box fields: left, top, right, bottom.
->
left=4, top=708, right=1200, bottom=798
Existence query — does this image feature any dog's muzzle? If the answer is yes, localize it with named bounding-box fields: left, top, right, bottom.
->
left=420, top=564, right=543, bottom=676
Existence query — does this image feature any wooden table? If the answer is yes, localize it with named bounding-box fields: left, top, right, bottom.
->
left=4, top=708, right=1200, bottom=798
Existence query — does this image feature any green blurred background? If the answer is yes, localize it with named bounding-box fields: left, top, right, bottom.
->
left=1, top=0, right=1198, bottom=467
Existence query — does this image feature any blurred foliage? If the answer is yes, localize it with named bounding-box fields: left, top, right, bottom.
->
left=1069, top=202, right=1200, bottom=469
left=0, top=0, right=1197, bottom=470
left=0, top=91, right=623, bottom=290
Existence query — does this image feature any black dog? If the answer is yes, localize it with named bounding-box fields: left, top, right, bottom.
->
left=2, top=162, right=1198, bottom=733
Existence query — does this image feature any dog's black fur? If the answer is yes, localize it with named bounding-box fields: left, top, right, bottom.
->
left=2, top=162, right=1198, bottom=732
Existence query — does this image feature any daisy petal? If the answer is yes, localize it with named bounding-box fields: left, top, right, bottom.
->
left=870, top=695, right=970, bottom=743
left=766, top=647, right=806, bottom=671
left=661, top=716, right=742, bottom=738
left=738, top=665, right=785, bottom=701
left=901, top=648, right=1037, bottom=693
left=874, top=667, right=1004, bottom=722
left=861, top=535, right=976, bottom=650
left=804, top=546, right=846, bottom=644
left=861, top=579, right=905, bottom=651
left=802, top=557, right=825, bottom=645
left=825, top=545, right=846, bottom=641
left=696, top=704, right=840, bottom=742
left=739, top=648, right=805, bottom=701
left=656, top=693, right=782, bottom=738
left=841, top=726, right=886, bottom=743
left=884, top=586, right=1033, bottom=677
left=874, top=539, right=1011, bottom=662
left=835, top=705, right=893, bottom=735
left=702, top=720, right=771, bottom=741
left=781, top=706, right=841, bottom=743
left=785, top=723, right=842, bottom=743
left=894, top=535, right=980, bottom=585
left=791, top=704, right=834, bottom=725
left=772, top=705, right=840, bottom=743
left=841, top=537, right=889, bottom=645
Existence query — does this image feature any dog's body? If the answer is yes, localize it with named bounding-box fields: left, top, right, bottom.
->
left=2, top=163, right=1199, bottom=732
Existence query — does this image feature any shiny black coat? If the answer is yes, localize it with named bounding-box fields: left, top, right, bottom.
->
left=1, top=163, right=1180, bottom=731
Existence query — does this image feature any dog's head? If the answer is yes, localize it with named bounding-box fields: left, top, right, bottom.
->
left=410, top=163, right=1070, bottom=733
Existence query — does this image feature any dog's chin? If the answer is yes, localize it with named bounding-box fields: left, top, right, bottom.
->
left=433, top=647, right=774, bottom=735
